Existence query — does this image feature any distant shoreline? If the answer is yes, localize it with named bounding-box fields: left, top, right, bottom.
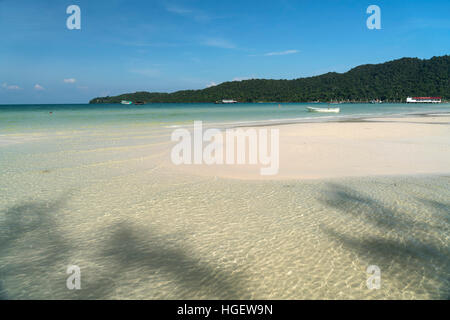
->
left=89, top=55, right=449, bottom=105
left=0, top=101, right=449, bottom=106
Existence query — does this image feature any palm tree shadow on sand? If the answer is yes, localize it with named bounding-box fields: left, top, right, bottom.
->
left=318, top=183, right=450, bottom=299
left=0, top=194, right=250, bottom=299
left=82, top=222, right=250, bottom=299
left=0, top=195, right=74, bottom=300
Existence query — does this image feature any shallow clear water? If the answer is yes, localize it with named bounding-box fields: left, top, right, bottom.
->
left=0, top=104, right=449, bottom=299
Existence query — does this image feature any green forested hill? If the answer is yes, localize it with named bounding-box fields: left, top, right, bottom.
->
left=90, top=55, right=449, bottom=104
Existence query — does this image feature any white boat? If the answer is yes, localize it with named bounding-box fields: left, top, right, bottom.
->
left=216, top=99, right=237, bottom=104
left=121, top=100, right=133, bottom=105
left=307, top=106, right=340, bottom=113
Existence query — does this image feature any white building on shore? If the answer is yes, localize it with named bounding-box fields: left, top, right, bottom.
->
left=406, top=97, right=442, bottom=103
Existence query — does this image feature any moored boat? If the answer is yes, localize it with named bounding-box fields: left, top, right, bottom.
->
left=215, top=99, right=238, bottom=104
left=121, top=100, right=133, bottom=105
left=306, top=106, right=340, bottom=113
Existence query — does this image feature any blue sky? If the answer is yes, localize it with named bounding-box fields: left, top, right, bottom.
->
left=0, top=0, right=449, bottom=104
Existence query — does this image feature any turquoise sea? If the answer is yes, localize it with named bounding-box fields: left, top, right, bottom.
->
left=1, top=103, right=450, bottom=133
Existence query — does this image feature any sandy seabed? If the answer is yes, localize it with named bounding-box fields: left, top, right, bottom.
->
left=0, top=114, right=449, bottom=299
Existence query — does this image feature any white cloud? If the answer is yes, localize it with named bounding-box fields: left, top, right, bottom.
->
left=1, top=83, right=21, bottom=90
left=165, top=3, right=210, bottom=22
left=63, top=78, right=77, bottom=83
left=202, top=38, right=236, bottom=49
left=117, top=40, right=178, bottom=48
left=206, top=81, right=217, bottom=88
left=232, top=77, right=252, bottom=82
left=165, top=4, right=192, bottom=15
left=34, top=84, right=45, bottom=90
left=129, top=69, right=160, bottom=77
left=264, top=49, right=299, bottom=56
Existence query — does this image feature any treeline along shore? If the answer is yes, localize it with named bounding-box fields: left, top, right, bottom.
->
left=90, top=55, right=449, bottom=104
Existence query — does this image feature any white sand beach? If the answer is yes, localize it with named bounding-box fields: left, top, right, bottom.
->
left=168, top=115, right=450, bottom=180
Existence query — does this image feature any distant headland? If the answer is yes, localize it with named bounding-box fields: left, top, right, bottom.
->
left=90, top=55, right=449, bottom=104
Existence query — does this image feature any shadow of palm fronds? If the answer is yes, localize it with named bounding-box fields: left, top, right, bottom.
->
left=83, top=222, right=250, bottom=299
left=318, top=183, right=450, bottom=299
left=0, top=195, right=72, bottom=271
